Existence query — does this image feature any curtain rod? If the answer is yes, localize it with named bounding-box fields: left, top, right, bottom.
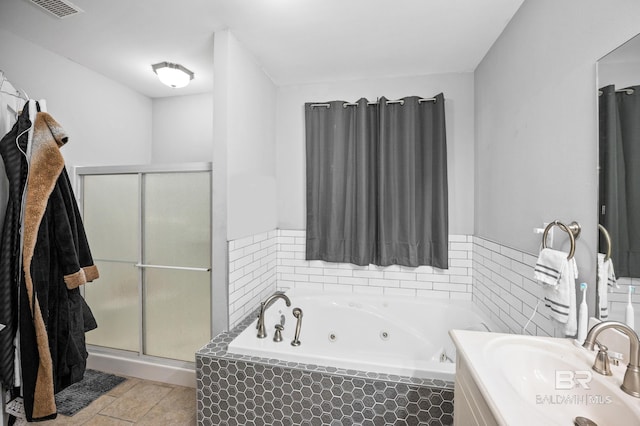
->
left=310, top=97, right=438, bottom=109
left=598, top=88, right=635, bottom=96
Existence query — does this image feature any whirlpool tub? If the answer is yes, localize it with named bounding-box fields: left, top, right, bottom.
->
left=226, top=289, right=499, bottom=381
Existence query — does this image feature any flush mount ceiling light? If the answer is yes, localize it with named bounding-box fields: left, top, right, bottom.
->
left=152, top=62, right=194, bottom=88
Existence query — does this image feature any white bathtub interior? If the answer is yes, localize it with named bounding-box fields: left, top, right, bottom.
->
left=227, top=289, right=501, bottom=381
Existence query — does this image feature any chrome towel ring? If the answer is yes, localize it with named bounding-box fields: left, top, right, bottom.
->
left=542, top=220, right=581, bottom=259
left=598, top=224, right=612, bottom=261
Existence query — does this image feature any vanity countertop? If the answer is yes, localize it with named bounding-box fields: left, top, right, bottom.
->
left=450, top=329, right=640, bottom=426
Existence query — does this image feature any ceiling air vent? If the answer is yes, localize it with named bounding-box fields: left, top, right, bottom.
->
left=26, top=0, right=84, bottom=19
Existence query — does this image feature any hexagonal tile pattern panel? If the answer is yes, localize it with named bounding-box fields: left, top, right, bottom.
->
left=197, top=312, right=454, bottom=425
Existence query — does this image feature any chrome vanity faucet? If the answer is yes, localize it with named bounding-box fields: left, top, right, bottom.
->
left=583, top=321, right=640, bottom=397
left=256, top=293, right=291, bottom=338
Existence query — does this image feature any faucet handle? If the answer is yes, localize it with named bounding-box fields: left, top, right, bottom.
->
left=256, top=301, right=266, bottom=330
left=273, top=324, right=284, bottom=342
left=593, top=343, right=612, bottom=376
left=608, top=350, right=624, bottom=366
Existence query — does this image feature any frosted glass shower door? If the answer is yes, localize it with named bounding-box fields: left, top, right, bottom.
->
left=142, top=172, right=211, bottom=361
left=80, top=165, right=212, bottom=363
left=83, top=174, right=140, bottom=352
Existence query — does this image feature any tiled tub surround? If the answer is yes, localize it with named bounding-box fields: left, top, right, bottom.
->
left=197, top=313, right=455, bottom=426
left=218, top=232, right=573, bottom=424
left=228, top=229, right=474, bottom=328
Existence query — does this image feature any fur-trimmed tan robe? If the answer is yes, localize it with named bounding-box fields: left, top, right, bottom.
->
left=18, top=109, right=98, bottom=421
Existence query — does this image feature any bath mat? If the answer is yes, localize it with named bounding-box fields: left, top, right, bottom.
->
left=55, top=369, right=126, bottom=416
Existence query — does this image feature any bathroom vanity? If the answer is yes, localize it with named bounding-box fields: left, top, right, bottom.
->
left=450, top=330, right=640, bottom=426
left=454, top=352, right=497, bottom=425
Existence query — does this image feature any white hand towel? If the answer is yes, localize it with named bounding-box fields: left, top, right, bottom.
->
left=534, top=248, right=566, bottom=285
left=597, top=253, right=608, bottom=319
left=535, top=248, right=578, bottom=336
left=597, top=253, right=618, bottom=320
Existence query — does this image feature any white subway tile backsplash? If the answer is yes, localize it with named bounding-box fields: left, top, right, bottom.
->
left=369, top=278, right=400, bottom=288
left=279, top=244, right=305, bottom=253
left=433, top=282, right=467, bottom=292
left=450, top=275, right=472, bottom=284
left=472, top=236, right=566, bottom=337
left=227, top=230, right=553, bottom=335
left=416, top=289, right=450, bottom=299
left=509, top=284, right=539, bottom=310
left=383, top=287, right=417, bottom=297
left=308, top=275, right=338, bottom=284
left=447, top=251, right=469, bottom=259
left=278, top=229, right=304, bottom=237
left=281, top=273, right=308, bottom=282
left=450, top=259, right=473, bottom=268
left=450, top=292, right=473, bottom=301
left=227, top=230, right=278, bottom=328
left=522, top=253, right=538, bottom=268
left=483, top=240, right=502, bottom=253
left=444, top=267, right=469, bottom=276
left=500, top=246, right=524, bottom=263
left=294, top=266, right=324, bottom=276
left=450, top=242, right=472, bottom=251
left=324, top=268, right=354, bottom=277
left=324, top=283, right=354, bottom=293
left=353, top=270, right=384, bottom=279
left=337, top=276, right=370, bottom=286
left=400, top=280, right=430, bottom=290
left=383, top=271, right=417, bottom=281
left=416, top=273, right=450, bottom=283
left=499, top=266, right=524, bottom=287
left=491, top=252, right=512, bottom=269
left=273, top=230, right=473, bottom=300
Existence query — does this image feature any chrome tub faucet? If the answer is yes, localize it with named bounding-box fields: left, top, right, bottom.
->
left=256, top=293, right=291, bottom=338
left=583, top=321, right=640, bottom=397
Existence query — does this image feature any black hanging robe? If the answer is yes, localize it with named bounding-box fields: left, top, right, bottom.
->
left=0, top=102, right=98, bottom=421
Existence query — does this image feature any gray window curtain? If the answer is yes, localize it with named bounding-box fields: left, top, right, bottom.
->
left=599, top=85, right=640, bottom=277
left=305, top=94, right=448, bottom=268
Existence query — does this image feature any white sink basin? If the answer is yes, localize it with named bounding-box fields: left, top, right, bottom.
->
left=451, top=331, right=640, bottom=425
left=484, top=335, right=640, bottom=424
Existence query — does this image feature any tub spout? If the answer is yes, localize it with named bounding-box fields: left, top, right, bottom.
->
left=256, top=293, right=291, bottom=338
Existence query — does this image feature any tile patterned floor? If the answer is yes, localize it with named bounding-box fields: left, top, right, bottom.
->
left=38, top=376, right=196, bottom=425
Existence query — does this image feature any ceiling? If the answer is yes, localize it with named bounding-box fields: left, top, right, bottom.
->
left=0, top=0, right=524, bottom=98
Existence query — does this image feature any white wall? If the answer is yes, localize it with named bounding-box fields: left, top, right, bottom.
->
left=224, top=31, right=278, bottom=240
left=474, top=0, right=640, bottom=310
left=276, top=72, right=475, bottom=235
left=0, top=29, right=152, bottom=170
left=151, top=93, right=213, bottom=163
left=210, top=29, right=279, bottom=332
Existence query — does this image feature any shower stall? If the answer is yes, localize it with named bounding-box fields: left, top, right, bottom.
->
left=76, top=163, right=212, bottom=385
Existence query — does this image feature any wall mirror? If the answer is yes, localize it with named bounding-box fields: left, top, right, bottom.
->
left=597, top=32, right=640, bottom=326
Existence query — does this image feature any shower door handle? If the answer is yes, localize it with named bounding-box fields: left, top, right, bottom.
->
left=134, top=263, right=211, bottom=272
